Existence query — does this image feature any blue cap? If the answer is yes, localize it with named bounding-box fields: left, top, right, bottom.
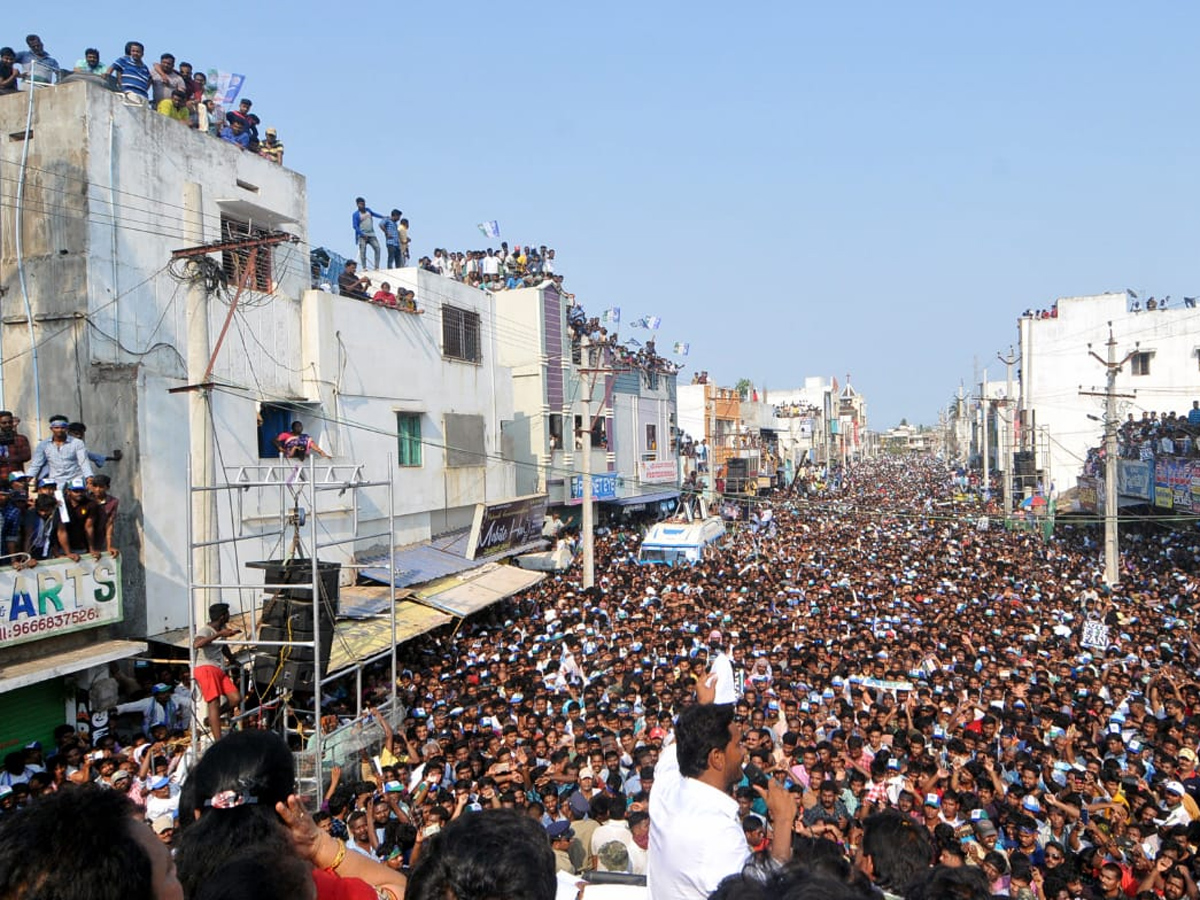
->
left=547, top=820, right=574, bottom=840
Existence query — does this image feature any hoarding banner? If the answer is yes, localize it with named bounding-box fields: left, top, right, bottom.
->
left=1155, top=458, right=1195, bottom=511
left=1077, top=477, right=1098, bottom=514
left=0, top=556, right=123, bottom=649
left=638, top=460, right=678, bottom=484
left=570, top=473, right=618, bottom=501
left=1117, top=460, right=1152, bottom=500
left=466, top=495, right=547, bottom=560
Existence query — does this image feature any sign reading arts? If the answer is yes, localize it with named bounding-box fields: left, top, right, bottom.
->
left=467, top=495, right=547, bottom=561
left=0, top=557, right=122, bottom=648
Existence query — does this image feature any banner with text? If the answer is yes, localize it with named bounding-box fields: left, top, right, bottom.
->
left=0, top=556, right=123, bottom=649
left=1117, top=460, right=1153, bottom=500
left=466, top=495, right=547, bottom=560
left=570, top=473, right=618, bottom=501
left=638, top=459, right=678, bottom=484
left=1154, top=458, right=1196, bottom=511
left=1077, top=477, right=1099, bottom=514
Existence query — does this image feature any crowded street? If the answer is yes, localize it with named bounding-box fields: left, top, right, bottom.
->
left=11, top=454, right=1200, bottom=900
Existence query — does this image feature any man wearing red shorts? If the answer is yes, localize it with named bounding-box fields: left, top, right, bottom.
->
left=193, top=603, right=242, bottom=740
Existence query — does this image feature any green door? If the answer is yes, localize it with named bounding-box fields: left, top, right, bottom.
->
left=0, top=680, right=67, bottom=757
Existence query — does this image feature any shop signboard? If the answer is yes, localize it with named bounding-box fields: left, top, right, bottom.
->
left=570, top=473, right=618, bottom=501
left=1116, top=460, right=1152, bottom=501
left=466, top=495, right=547, bottom=560
left=638, top=460, right=678, bottom=484
left=0, top=556, right=123, bottom=649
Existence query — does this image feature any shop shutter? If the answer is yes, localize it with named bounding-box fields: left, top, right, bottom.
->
left=0, top=680, right=67, bottom=756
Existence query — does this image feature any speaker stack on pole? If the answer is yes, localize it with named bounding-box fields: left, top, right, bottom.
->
left=248, top=560, right=340, bottom=694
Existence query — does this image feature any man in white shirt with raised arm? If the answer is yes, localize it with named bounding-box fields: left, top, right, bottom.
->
left=648, top=673, right=797, bottom=900
left=708, top=630, right=737, bottom=705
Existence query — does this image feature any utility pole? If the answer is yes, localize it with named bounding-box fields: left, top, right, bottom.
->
left=1081, top=326, right=1137, bottom=586
left=580, top=387, right=594, bottom=590
left=181, top=183, right=219, bottom=606
left=576, top=360, right=621, bottom=589
left=997, top=348, right=1019, bottom=520
left=708, top=383, right=718, bottom=504
left=981, top=370, right=990, bottom=495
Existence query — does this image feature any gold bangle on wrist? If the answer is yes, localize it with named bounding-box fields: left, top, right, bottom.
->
left=324, top=838, right=347, bottom=872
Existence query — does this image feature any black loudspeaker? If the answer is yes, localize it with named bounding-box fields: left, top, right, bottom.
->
left=253, top=593, right=336, bottom=694
left=1014, top=451, right=1036, bottom=477
left=247, top=559, right=341, bottom=617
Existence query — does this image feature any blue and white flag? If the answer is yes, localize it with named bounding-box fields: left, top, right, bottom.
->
left=673, top=342, right=690, bottom=356
left=631, top=315, right=662, bottom=329
left=601, top=307, right=621, bottom=325
left=477, top=220, right=501, bottom=238
left=205, top=71, right=246, bottom=106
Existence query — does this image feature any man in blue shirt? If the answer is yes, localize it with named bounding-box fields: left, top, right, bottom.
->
left=106, top=41, right=151, bottom=99
left=380, top=209, right=404, bottom=268
left=1188, top=401, right=1200, bottom=428
left=219, top=118, right=251, bottom=149
left=352, top=197, right=383, bottom=270
left=14, top=35, right=60, bottom=86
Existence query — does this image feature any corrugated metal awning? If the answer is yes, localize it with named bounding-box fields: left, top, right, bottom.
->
left=358, top=530, right=545, bottom=588
left=420, top=565, right=545, bottom=617
left=326, top=599, right=452, bottom=675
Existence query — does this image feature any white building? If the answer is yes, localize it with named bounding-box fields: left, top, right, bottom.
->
left=494, top=288, right=680, bottom=512
left=1018, top=293, right=1200, bottom=489
left=495, top=285, right=610, bottom=504
left=0, top=80, right=518, bottom=747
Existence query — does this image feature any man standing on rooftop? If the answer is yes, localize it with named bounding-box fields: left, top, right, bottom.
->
left=106, top=41, right=151, bottom=98
left=352, top=198, right=383, bottom=270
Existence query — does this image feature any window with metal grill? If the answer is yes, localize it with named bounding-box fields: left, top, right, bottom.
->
left=442, top=306, right=481, bottom=362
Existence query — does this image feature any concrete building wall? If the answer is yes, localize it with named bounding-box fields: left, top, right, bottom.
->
left=0, top=82, right=308, bottom=640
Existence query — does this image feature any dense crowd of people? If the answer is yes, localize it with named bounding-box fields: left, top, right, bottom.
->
left=567, top=306, right=684, bottom=379
left=417, top=242, right=560, bottom=293
left=5, top=455, right=1200, bottom=900
left=0, top=33, right=284, bottom=163
left=1118, top=409, right=1200, bottom=462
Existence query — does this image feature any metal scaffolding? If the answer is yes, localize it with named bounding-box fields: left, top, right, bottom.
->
left=186, top=453, right=399, bottom=802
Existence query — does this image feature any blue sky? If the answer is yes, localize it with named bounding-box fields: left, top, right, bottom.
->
left=15, top=3, right=1200, bottom=427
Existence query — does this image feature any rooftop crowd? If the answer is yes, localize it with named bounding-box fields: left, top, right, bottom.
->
left=5, top=455, right=1200, bottom=900
left=0, top=412, right=120, bottom=567
left=567, top=306, right=684, bottom=378
left=0, top=32, right=285, bottom=163
left=1119, top=409, right=1200, bottom=462
left=1081, top=407, right=1200, bottom=480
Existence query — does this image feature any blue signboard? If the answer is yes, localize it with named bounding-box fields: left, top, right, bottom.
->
left=1117, top=460, right=1152, bottom=500
left=570, top=473, right=618, bottom=501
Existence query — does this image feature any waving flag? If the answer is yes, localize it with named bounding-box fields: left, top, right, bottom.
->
left=601, top=307, right=621, bottom=325
left=631, top=315, right=662, bottom=329
left=477, top=220, right=501, bottom=238
left=204, top=71, right=246, bottom=106
left=673, top=342, right=690, bottom=356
